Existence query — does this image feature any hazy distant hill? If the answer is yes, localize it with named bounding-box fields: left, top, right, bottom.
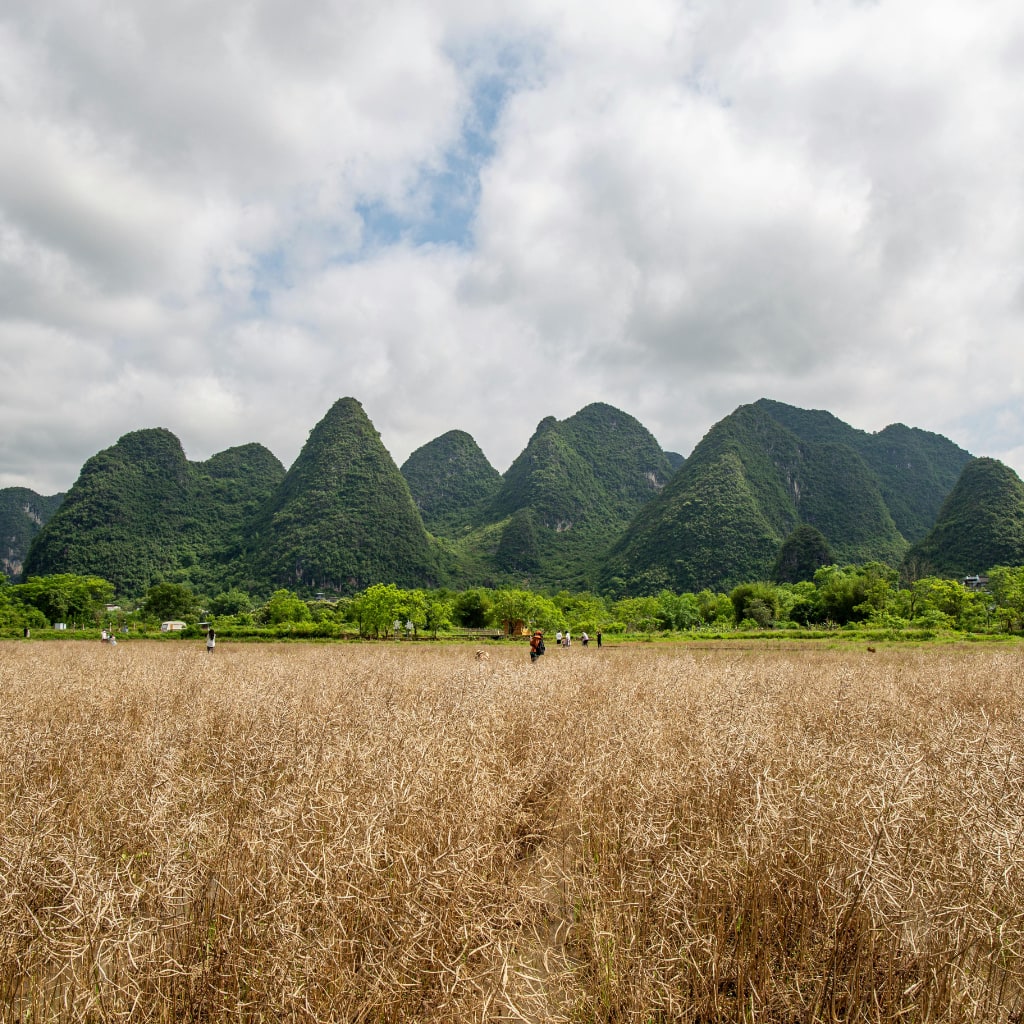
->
left=903, top=457, right=1024, bottom=577
left=246, top=397, right=442, bottom=594
left=464, top=402, right=676, bottom=586
left=400, top=430, right=502, bottom=536
left=23, top=430, right=284, bottom=596
left=602, top=401, right=972, bottom=594
left=0, top=487, right=64, bottom=580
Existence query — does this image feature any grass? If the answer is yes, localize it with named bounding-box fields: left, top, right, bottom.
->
left=1, top=641, right=1022, bottom=1021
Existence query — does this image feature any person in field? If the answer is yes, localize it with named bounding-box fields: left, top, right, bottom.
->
left=206, top=627, right=216, bottom=653
left=529, top=631, right=545, bottom=662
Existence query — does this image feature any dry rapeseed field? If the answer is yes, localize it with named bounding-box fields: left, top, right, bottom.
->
left=1, top=639, right=1023, bottom=1023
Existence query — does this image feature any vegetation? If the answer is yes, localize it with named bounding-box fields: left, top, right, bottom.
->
left=141, top=581, right=200, bottom=622
left=246, top=398, right=443, bottom=595
left=494, top=507, right=541, bottom=574
left=2, top=642, right=1022, bottom=1020
left=11, top=396, right=1008, bottom=604
left=603, top=400, right=973, bottom=595
left=473, top=402, right=676, bottom=588
left=22, top=430, right=284, bottom=596
left=399, top=429, right=502, bottom=535
left=3, top=554, right=1022, bottom=642
left=752, top=399, right=973, bottom=542
left=0, top=486, right=63, bottom=580
left=772, top=523, right=834, bottom=583
left=13, top=573, right=114, bottom=626
left=904, top=456, right=1024, bottom=578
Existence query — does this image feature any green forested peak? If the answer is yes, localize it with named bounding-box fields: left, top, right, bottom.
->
left=748, top=399, right=860, bottom=447
left=202, top=443, right=285, bottom=480
left=110, top=427, right=191, bottom=476
left=904, top=457, right=1024, bottom=577
left=248, top=397, right=439, bottom=594
left=23, top=426, right=284, bottom=596
left=400, top=430, right=501, bottom=535
left=492, top=402, right=671, bottom=523
left=529, top=415, right=559, bottom=443
left=602, top=400, right=916, bottom=595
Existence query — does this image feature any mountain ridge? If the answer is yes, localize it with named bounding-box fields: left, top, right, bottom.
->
left=16, top=396, right=999, bottom=599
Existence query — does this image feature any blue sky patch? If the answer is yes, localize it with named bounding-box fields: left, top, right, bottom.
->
left=357, top=65, right=517, bottom=250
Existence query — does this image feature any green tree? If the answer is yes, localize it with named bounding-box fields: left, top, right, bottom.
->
left=208, top=588, right=253, bottom=616
left=142, top=581, right=199, bottom=622
left=905, top=577, right=971, bottom=627
left=611, top=596, right=661, bottom=633
left=855, top=561, right=898, bottom=619
left=422, top=592, right=454, bottom=637
left=730, top=582, right=781, bottom=627
left=16, top=573, right=116, bottom=625
left=987, top=566, right=1024, bottom=631
left=551, top=590, right=609, bottom=633
left=0, top=582, right=48, bottom=632
left=397, top=589, right=428, bottom=637
left=812, top=562, right=897, bottom=625
left=260, top=589, right=312, bottom=625
left=695, top=589, right=733, bottom=625
left=779, top=581, right=817, bottom=625
left=452, top=589, right=493, bottom=628
left=353, top=583, right=404, bottom=638
left=492, top=589, right=537, bottom=635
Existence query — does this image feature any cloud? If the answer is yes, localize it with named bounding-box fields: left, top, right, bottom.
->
left=1, top=0, right=1023, bottom=496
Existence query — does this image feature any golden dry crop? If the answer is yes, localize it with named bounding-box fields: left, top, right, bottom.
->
left=1, top=640, right=1023, bottom=1022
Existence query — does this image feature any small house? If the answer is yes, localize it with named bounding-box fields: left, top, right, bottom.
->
left=160, top=621, right=187, bottom=632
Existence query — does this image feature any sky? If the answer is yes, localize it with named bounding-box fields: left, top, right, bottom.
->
left=2, top=0, right=1023, bottom=495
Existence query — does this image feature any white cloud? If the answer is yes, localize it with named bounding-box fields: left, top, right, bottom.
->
left=1, top=0, right=1023, bottom=496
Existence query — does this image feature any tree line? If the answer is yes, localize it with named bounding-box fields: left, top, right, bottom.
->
left=4, top=563, right=1024, bottom=638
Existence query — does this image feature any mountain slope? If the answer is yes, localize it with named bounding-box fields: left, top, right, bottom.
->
left=903, top=457, right=1024, bottom=577
left=602, top=401, right=924, bottom=594
left=23, top=431, right=284, bottom=596
left=0, top=488, right=64, bottom=580
left=752, top=399, right=972, bottom=542
left=472, top=402, right=676, bottom=586
left=247, top=397, right=441, bottom=593
left=400, top=430, right=501, bottom=536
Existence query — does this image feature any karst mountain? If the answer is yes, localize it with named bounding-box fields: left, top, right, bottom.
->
left=14, top=395, right=1018, bottom=599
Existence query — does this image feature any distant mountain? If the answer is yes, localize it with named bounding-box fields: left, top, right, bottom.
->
left=903, top=457, right=1024, bottom=577
left=466, top=402, right=676, bottom=586
left=23, top=430, right=284, bottom=596
left=246, top=397, right=442, bottom=594
left=753, top=400, right=972, bottom=542
left=602, top=400, right=972, bottom=594
left=400, top=430, right=502, bottom=536
left=12, top=395, right=988, bottom=600
left=0, top=488, right=64, bottom=580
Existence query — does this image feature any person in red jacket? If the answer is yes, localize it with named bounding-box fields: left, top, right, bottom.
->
left=529, top=631, right=545, bottom=662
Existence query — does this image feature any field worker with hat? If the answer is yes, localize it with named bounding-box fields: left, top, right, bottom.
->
left=529, top=631, right=546, bottom=663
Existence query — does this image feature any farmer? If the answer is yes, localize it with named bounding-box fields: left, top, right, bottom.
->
left=529, top=630, right=546, bottom=663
